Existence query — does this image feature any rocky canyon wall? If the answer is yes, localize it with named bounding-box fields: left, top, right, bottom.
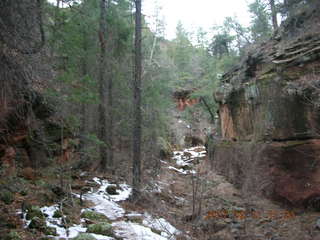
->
left=212, top=6, right=320, bottom=207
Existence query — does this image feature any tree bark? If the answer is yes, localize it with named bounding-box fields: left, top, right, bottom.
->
left=106, top=55, right=114, bottom=173
left=132, top=0, right=142, bottom=200
left=269, top=0, right=278, bottom=30
left=106, top=0, right=114, bottom=173
left=79, top=29, right=89, bottom=167
left=98, top=0, right=108, bottom=172
left=0, top=0, right=45, bottom=55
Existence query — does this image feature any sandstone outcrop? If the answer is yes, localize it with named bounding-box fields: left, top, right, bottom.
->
left=212, top=6, right=320, bottom=207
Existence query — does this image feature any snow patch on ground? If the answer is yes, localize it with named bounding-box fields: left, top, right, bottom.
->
left=166, top=146, right=206, bottom=175
left=83, top=191, right=126, bottom=220
left=112, top=221, right=168, bottom=240
left=168, top=166, right=196, bottom=175
left=22, top=177, right=182, bottom=240
left=143, top=213, right=180, bottom=239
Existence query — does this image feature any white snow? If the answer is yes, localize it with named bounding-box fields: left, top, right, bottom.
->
left=125, top=212, right=143, bottom=218
left=82, top=180, right=131, bottom=220
left=168, top=146, right=206, bottom=174
left=91, top=178, right=132, bottom=202
left=168, top=166, right=195, bottom=175
left=112, top=221, right=168, bottom=240
left=40, top=205, right=88, bottom=239
left=143, top=213, right=180, bottom=239
left=83, top=193, right=125, bottom=220
left=90, top=233, right=114, bottom=240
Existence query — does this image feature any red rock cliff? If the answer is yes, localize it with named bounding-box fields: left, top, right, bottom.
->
left=211, top=5, right=320, bottom=207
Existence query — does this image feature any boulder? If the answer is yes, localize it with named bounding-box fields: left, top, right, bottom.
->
left=28, top=217, right=46, bottom=230
left=106, top=185, right=119, bottom=195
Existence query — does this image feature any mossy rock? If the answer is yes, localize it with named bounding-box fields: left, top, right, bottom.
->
left=80, top=211, right=108, bottom=222
left=53, top=210, right=63, bottom=218
left=28, top=217, right=57, bottom=235
left=0, top=190, right=14, bottom=205
left=72, top=233, right=97, bottom=240
left=28, top=217, right=46, bottom=230
left=106, top=185, right=119, bottom=195
left=4, top=231, right=21, bottom=240
left=26, top=206, right=44, bottom=220
left=150, top=228, right=162, bottom=235
left=87, top=223, right=113, bottom=236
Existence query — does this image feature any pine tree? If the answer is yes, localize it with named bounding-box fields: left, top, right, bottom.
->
left=132, top=0, right=142, bottom=200
left=98, top=0, right=108, bottom=172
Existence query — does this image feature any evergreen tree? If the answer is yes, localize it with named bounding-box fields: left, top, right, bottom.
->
left=249, top=0, right=273, bottom=42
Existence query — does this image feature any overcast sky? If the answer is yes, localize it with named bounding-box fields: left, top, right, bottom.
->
left=48, top=0, right=253, bottom=40
left=143, top=0, right=253, bottom=39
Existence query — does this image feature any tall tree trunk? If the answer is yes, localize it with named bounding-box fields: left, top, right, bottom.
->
left=98, top=0, right=108, bottom=172
left=269, top=0, right=278, bottom=30
left=132, top=0, right=142, bottom=200
left=106, top=57, right=114, bottom=173
left=106, top=0, right=114, bottom=173
left=79, top=30, right=89, bottom=167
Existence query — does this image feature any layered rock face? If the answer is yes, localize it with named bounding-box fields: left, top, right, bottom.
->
left=212, top=8, right=320, bottom=206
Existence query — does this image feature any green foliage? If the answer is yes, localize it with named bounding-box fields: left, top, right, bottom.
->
left=209, top=29, right=234, bottom=58
left=85, top=134, right=105, bottom=146
left=4, top=231, right=21, bottom=240
left=53, top=210, right=63, bottom=218
left=249, top=0, right=273, bottom=42
left=0, top=190, right=14, bottom=205
left=223, top=16, right=251, bottom=56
